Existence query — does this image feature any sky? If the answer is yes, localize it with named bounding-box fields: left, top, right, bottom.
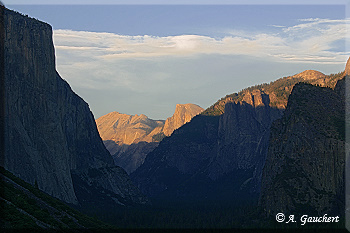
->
left=5, top=2, right=350, bottom=120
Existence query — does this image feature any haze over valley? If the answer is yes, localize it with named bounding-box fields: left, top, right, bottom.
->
left=2, top=3, right=349, bottom=230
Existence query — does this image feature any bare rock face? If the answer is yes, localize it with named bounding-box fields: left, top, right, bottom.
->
left=163, top=103, right=204, bottom=136
left=210, top=92, right=282, bottom=190
left=292, top=70, right=326, bottom=80
left=3, top=8, right=147, bottom=206
left=132, top=92, right=283, bottom=200
left=346, top=57, right=350, bottom=76
left=241, top=89, right=269, bottom=108
left=96, top=111, right=164, bottom=146
left=259, top=79, right=345, bottom=217
left=96, top=104, right=203, bottom=174
left=131, top=62, right=347, bottom=202
left=96, top=112, right=164, bottom=174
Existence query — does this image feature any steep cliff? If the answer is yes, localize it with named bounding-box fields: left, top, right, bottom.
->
left=163, top=103, right=204, bottom=136
left=259, top=79, right=346, bottom=217
left=210, top=90, right=282, bottom=193
left=96, top=103, right=203, bottom=174
left=3, top=8, right=147, bottom=206
left=202, top=69, right=343, bottom=116
left=132, top=91, right=282, bottom=199
left=346, top=58, right=350, bottom=76
left=131, top=63, right=346, bottom=201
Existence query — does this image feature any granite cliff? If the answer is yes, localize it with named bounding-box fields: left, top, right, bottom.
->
left=96, top=112, right=165, bottom=147
left=96, top=103, right=203, bottom=174
left=163, top=103, right=204, bottom=136
left=131, top=91, right=282, bottom=199
left=131, top=63, right=346, bottom=201
left=2, top=7, right=147, bottom=207
left=259, top=78, right=346, bottom=218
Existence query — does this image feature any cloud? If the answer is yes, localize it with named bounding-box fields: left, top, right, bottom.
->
left=52, top=17, right=349, bottom=103
left=54, top=17, right=349, bottom=64
left=52, top=18, right=350, bottom=119
left=268, top=25, right=286, bottom=28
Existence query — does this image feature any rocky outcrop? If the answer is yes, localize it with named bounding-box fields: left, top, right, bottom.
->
left=132, top=63, right=347, bottom=201
left=96, top=112, right=164, bottom=174
left=259, top=79, right=345, bottom=217
left=131, top=114, right=220, bottom=198
left=291, top=70, right=326, bottom=80
left=345, top=57, right=350, bottom=76
left=163, top=103, right=204, bottom=136
left=96, top=111, right=165, bottom=146
left=112, top=141, right=159, bottom=175
left=132, top=90, right=282, bottom=200
left=3, top=8, right=147, bottom=206
left=203, top=68, right=342, bottom=116
left=209, top=91, right=283, bottom=194
left=96, top=104, right=203, bottom=174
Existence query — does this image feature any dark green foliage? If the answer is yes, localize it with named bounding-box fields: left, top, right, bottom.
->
left=1, top=177, right=63, bottom=228
left=60, top=215, right=79, bottom=228
left=0, top=166, right=112, bottom=230
left=0, top=199, right=39, bottom=229
left=90, top=198, right=259, bottom=228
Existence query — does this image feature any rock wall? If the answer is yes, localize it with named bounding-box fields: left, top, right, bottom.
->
left=3, top=8, right=147, bottom=205
left=132, top=65, right=346, bottom=201
left=96, top=111, right=165, bottom=146
left=96, top=103, right=203, bottom=174
left=210, top=91, right=282, bottom=193
left=259, top=80, right=346, bottom=217
left=132, top=90, right=282, bottom=199
left=163, top=103, right=204, bottom=136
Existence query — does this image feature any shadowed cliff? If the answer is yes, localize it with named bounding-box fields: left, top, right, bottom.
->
left=131, top=60, right=346, bottom=203
left=2, top=7, right=147, bottom=208
left=259, top=78, right=346, bottom=221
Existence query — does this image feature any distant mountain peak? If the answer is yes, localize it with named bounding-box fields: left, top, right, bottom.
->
left=96, top=112, right=164, bottom=146
left=163, top=103, right=204, bottom=136
left=96, top=103, right=203, bottom=174
left=292, top=70, right=326, bottom=80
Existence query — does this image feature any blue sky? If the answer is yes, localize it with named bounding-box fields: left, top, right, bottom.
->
left=6, top=2, right=350, bottom=120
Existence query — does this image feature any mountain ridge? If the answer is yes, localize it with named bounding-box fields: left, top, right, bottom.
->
left=96, top=103, right=204, bottom=174
left=202, top=69, right=344, bottom=116
left=131, top=61, right=347, bottom=201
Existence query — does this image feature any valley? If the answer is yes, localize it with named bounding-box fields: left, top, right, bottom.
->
left=1, top=5, right=348, bottom=231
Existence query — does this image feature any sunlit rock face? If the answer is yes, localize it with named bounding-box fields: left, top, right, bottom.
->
left=131, top=62, right=347, bottom=202
left=163, top=103, right=204, bottom=136
left=96, top=103, right=203, bottom=174
left=132, top=92, right=283, bottom=200
left=345, top=57, right=350, bottom=76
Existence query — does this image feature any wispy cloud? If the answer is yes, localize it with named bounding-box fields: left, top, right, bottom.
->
left=54, top=18, right=349, bottom=64
left=52, top=17, right=349, bottom=119
left=268, top=25, right=286, bottom=28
